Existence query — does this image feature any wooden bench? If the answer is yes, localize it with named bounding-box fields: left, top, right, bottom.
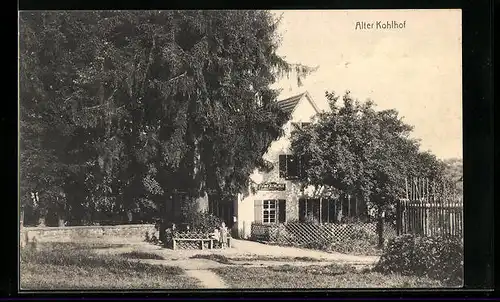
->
left=172, top=237, right=232, bottom=250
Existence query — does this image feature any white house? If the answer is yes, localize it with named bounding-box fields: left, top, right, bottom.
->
left=198, top=91, right=364, bottom=238
left=230, top=91, right=347, bottom=238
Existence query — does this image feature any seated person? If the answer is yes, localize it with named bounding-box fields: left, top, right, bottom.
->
left=210, top=228, right=221, bottom=248
left=211, top=228, right=221, bottom=241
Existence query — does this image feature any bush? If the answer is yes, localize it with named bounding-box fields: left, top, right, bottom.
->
left=374, top=234, right=463, bottom=286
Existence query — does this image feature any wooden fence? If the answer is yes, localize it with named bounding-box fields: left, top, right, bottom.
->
left=396, top=199, right=463, bottom=237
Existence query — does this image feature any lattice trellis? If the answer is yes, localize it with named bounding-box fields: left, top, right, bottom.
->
left=251, top=222, right=397, bottom=246
left=163, top=231, right=231, bottom=250
left=174, top=240, right=212, bottom=250
left=173, top=232, right=212, bottom=239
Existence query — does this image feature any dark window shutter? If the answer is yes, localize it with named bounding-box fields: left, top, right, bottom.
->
left=296, top=156, right=301, bottom=177
left=299, top=199, right=306, bottom=222
left=286, top=156, right=298, bottom=178
left=278, top=200, right=286, bottom=223
left=328, top=199, right=337, bottom=223
left=254, top=200, right=263, bottom=223
left=321, top=199, right=329, bottom=223
left=300, top=155, right=307, bottom=179
left=279, top=155, right=287, bottom=178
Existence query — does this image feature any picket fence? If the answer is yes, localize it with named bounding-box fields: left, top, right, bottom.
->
left=397, top=177, right=464, bottom=238
left=397, top=198, right=463, bottom=237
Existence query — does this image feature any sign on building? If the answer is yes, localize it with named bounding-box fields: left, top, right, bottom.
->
left=258, top=182, right=286, bottom=191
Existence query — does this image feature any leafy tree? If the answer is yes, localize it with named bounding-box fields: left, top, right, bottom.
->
left=442, top=158, right=463, bottom=196
left=291, top=91, right=444, bottom=246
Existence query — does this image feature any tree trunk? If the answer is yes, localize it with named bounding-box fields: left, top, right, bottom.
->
left=159, top=193, right=172, bottom=244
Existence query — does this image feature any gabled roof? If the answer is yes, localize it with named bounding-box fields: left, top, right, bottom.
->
left=275, top=91, right=321, bottom=116
left=276, top=93, right=304, bottom=115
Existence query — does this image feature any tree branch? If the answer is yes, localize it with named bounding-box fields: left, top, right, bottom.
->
left=167, top=71, right=187, bottom=83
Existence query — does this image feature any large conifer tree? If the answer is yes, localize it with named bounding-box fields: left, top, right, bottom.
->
left=19, top=11, right=317, bottom=225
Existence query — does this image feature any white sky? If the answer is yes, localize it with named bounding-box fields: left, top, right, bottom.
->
left=271, top=9, right=462, bottom=160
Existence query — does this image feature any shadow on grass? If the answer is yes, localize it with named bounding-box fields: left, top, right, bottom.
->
left=189, top=254, right=324, bottom=265
left=189, top=254, right=234, bottom=265
left=120, top=251, right=164, bottom=260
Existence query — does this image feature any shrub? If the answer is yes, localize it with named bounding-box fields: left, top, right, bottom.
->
left=374, top=234, right=463, bottom=286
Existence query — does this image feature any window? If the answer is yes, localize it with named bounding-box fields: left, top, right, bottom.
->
left=263, top=200, right=277, bottom=223
left=279, top=155, right=307, bottom=179
left=299, top=199, right=320, bottom=222
left=262, top=199, right=286, bottom=224
left=299, top=199, right=337, bottom=223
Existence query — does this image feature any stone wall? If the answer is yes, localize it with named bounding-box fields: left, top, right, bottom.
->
left=20, top=224, right=157, bottom=244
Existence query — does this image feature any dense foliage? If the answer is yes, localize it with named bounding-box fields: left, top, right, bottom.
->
left=184, top=211, right=224, bottom=233
left=374, top=234, right=463, bottom=286
left=291, top=91, right=448, bottom=214
left=19, top=11, right=317, bottom=225
left=290, top=91, right=452, bottom=246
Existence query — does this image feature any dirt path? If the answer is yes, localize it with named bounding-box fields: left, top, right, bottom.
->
left=229, top=239, right=380, bottom=265
left=88, top=236, right=379, bottom=288
left=132, top=258, right=229, bottom=288
left=90, top=238, right=377, bottom=264
left=184, top=269, right=227, bottom=288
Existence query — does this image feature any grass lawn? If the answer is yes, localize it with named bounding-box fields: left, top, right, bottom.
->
left=212, top=264, right=444, bottom=288
left=20, top=242, right=200, bottom=290
left=190, top=254, right=322, bottom=265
